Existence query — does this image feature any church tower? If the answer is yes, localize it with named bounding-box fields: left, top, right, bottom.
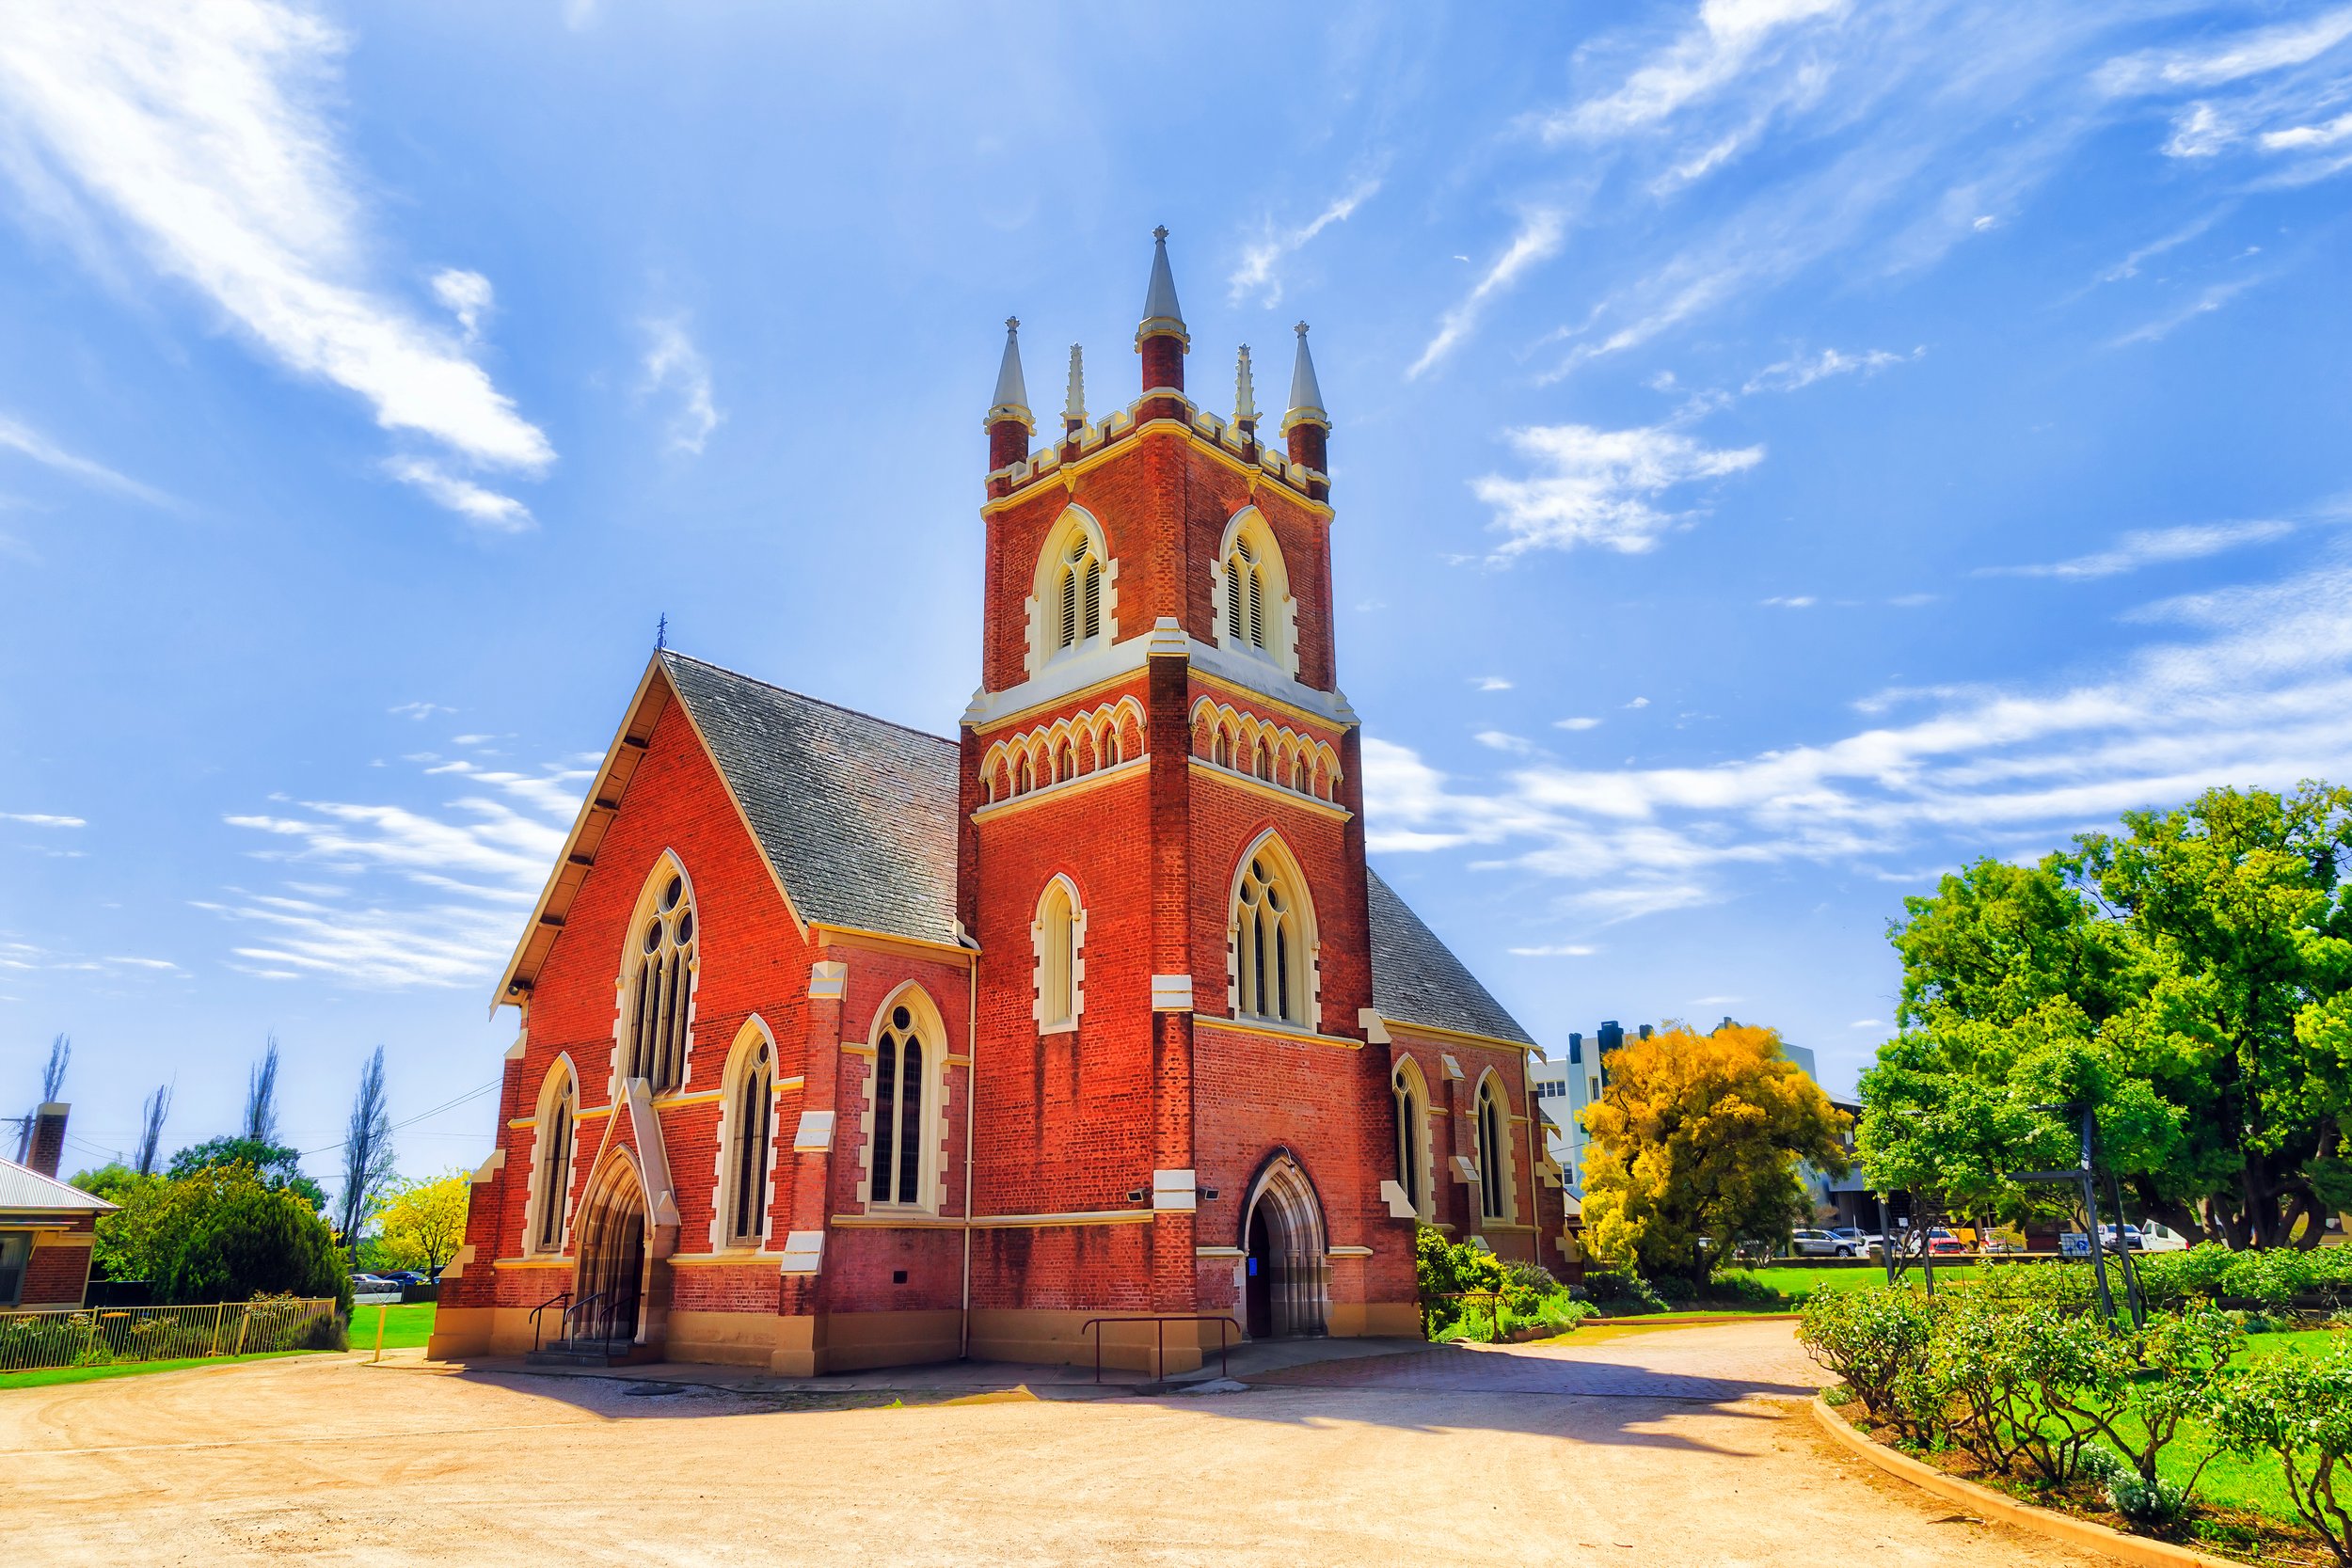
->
left=959, top=230, right=1411, bottom=1355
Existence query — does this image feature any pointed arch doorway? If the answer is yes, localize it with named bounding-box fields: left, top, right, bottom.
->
left=1240, top=1151, right=1328, bottom=1340
left=573, top=1161, right=650, bottom=1349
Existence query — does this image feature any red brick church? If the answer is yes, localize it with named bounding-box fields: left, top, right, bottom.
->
left=431, top=233, right=1566, bottom=1375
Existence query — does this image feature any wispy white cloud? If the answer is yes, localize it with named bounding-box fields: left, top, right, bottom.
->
left=1978, top=519, right=2293, bottom=579
left=1470, top=421, right=1763, bottom=557
left=211, top=750, right=589, bottom=989
left=384, top=457, right=532, bottom=531
left=431, top=268, right=493, bottom=341
left=1229, top=176, right=1381, bottom=307
left=1761, top=594, right=1817, bottom=608
left=1362, top=546, right=2352, bottom=931
left=389, top=701, right=453, bottom=721
left=2094, top=8, right=2352, bottom=97
left=0, top=413, right=174, bottom=507
left=642, top=315, right=721, bottom=456
left=1535, top=0, right=1848, bottom=142
left=2110, top=270, right=2275, bottom=346
left=1510, top=943, right=1598, bottom=958
left=1409, top=209, right=1565, bottom=378
left=1471, top=675, right=1514, bottom=691
left=0, top=811, right=85, bottom=828
left=1554, top=717, right=1602, bottom=732
left=0, top=1, right=552, bottom=522
left=1741, top=345, right=1921, bottom=394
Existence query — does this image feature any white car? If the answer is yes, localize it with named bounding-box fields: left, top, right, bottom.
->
left=2135, top=1221, right=2190, bottom=1253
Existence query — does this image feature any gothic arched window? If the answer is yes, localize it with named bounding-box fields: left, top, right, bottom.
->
left=1224, top=535, right=1267, bottom=654
left=726, top=1036, right=774, bottom=1243
left=623, top=863, right=696, bottom=1093
left=1393, top=1059, right=1431, bottom=1221
left=1476, top=1075, right=1514, bottom=1223
left=1233, top=848, right=1311, bottom=1026
left=868, top=998, right=937, bottom=1209
left=1035, top=878, right=1083, bottom=1031
left=532, top=1060, right=576, bottom=1253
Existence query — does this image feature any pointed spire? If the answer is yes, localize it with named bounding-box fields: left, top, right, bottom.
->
left=1233, top=344, right=1257, bottom=430
left=987, top=316, right=1033, bottom=432
left=1135, top=225, right=1189, bottom=350
left=1064, top=343, right=1086, bottom=433
left=1281, top=320, right=1327, bottom=433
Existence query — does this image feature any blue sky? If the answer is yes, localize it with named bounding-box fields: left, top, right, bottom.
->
left=1, top=1, right=2347, bottom=1182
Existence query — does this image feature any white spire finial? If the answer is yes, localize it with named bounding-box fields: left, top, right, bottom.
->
left=1281, top=320, right=1327, bottom=433
left=1234, top=344, right=1257, bottom=426
left=1064, top=343, right=1086, bottom=427
left=987, top=315, right=1033, bottom=431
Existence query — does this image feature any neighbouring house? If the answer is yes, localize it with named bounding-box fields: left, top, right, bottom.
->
left=0, top=1103, right=114, bottom=1310
left=430, top=232, right=1568, bottom=1377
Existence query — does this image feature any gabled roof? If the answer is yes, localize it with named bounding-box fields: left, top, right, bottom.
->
left=0, top=1157, right=116, bottom=1212
left=659, top=652, right=961, bottom=947
left=1366, top=867, right=1537, bottom=1048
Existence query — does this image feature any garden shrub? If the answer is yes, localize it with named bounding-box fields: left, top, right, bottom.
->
left=1702, top=1270, right=1795, bottom=1309
left=1581, top=1270, right=1668, bottom=1314
left=1800, top=1285, right=1942, bottom=1434
left=2211, top=1340, right=2352, bottom=1563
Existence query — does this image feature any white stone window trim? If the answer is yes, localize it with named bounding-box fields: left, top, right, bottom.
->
left=1207, top=506, right=1299, bottom=679
left=1387, top=1054, right=1436, bottom=1224
left=1023, top=504, right=1121, bottom=680
left=1223, top=829, right=1322, bottom=1034
left=1187, top=697, right=1342, bottom=804
left=1472, top=1068, right=1518, bottom=1227
left=1031, top=874, right=1088, bottom=1035
left=520, top=1053, right=580, bottom=1257
left=707, top=1017, right=784, bottom=1253
left=977, top=696, right=1148, bottom=806
left=854, top=982, right=951, bottom=1215
left=611, top=849, right=700, bottom=1101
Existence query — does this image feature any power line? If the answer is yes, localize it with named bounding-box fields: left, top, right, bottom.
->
left=296, top=1079, right=500, bottom=1159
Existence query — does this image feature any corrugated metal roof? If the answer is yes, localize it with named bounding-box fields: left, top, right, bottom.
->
left=1366, top=867, right=1537, bottom=1047
left=0, top=1157, right=116, bottom=1212
left=660, top=652, right=963, bottom=948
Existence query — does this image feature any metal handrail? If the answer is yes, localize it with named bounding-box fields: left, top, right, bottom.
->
left=527, top=1291, right=571, bottom=1353
left=560, top=1290, right=615, bottom=1349
left=1079, top=1314, right=1238, bottom=1385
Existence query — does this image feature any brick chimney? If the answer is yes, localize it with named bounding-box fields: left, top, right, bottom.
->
left=28, top=1101, right=67, bottom=1178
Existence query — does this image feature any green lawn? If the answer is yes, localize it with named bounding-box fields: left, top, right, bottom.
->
left=353, top=1301, right=436, bottom=1350
left=1732, top=1264, right=1982, bottom=1300
left=0, top=1350, right=317, bottom=1391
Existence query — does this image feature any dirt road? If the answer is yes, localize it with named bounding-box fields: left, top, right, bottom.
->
left=2, top=1320, right=2104, bottom=1565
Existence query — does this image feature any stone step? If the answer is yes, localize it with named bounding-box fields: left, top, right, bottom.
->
left=525, top=1338, right=663, bottom=1368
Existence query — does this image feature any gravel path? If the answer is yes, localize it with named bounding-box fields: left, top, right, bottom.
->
left=0, top=1320, right=2106, bottom=1566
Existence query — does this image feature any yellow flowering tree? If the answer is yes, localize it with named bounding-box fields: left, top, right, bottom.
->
left=374, top=1170, right=470, bottom=1279
left=1581, top=1021, right=1850, bottom=1287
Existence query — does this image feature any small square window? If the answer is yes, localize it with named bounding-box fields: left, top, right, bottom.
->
left=891, top=1269, right=909, bottom=1285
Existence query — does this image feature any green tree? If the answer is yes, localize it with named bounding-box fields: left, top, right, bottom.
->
left=1864, top=783, right=2352, bottom=1248
left=96, top=1162, right=350, bottom=1308
left=374, top=1170, right=469, bottom=1279
left=1580, top=1021, right=1850, bottom=1287
left=167, top=1134, right=326, bottom=1212
left=70, top=1163, right=159, bottom=1281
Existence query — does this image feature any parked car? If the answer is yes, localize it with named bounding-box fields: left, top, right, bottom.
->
left=2136, top=1221, right=2190, bottom=1253
left=1830, top=1227, right=1883, bottom=1254
left=1788, top=1228, right=1860, bottom=1258
left=349, top=1274, right=399, bottom=1293
left=1927, top=1229, right=1970, bottom=1256
left=376, top=1270, right=426, bottom=1286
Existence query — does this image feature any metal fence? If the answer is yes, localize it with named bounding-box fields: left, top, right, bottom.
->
left=0, top=1297, right=341, bottom=1373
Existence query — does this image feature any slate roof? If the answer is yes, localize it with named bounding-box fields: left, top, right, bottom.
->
left=660, top=652, right=963, bottom=948
left=649, top=652, right=1530, bottom=1044
left=0, top=1156, right=115, bottom=1213
left=1365, top=867, right=1537, bottom=1047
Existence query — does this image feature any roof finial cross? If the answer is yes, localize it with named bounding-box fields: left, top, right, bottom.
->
left=656, top=612, right=668, bottom=652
